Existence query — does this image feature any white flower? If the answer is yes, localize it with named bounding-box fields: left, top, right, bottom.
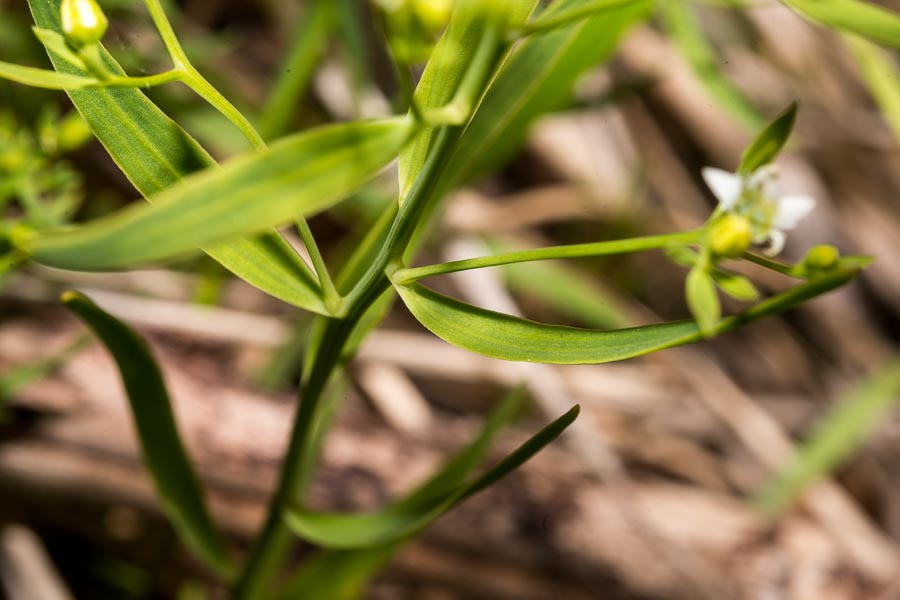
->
left=701, top=165, right=815, bottom=256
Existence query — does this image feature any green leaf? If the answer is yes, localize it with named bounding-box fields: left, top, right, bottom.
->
left=686, top=265, right=720, bottom=336
left=395, top=265, right=859, bottom=364
left=780, top=0, right=900, bottom=49
left=0, top=59, right=97, bottom=89
left=712, top=269, right=760, bottom=302
left=398, top=0, right=538, bottom=199
left=755, top=359, right=900, bottom=514
left=739, top=103, right=797, bottom=174
left=25, top=117, right=415, bottom=271
left=660, top=0, right=763, bottom=130
left=845, top=34, right=900, bottom=145
left=61, top=291, right=235, bottom=579
left=285, top=403, right=578, bottom=548
left=27, top=0, right=328, bottom=315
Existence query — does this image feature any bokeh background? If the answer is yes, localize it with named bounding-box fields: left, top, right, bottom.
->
left=1, top=0, right=900, bottom=598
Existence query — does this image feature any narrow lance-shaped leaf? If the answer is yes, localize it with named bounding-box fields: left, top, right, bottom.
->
left=755, top=359, right=900, bottom=514
left=62, top=291, right=234, bottom=579
left=394, top=265, right=860, bottom=365
left=780, top=0, right=900, bottom=49
left=285, top=403, right=578, bottom=548
left=27, top=0, right=328, bottom=314
left=739, top=103, right=797, bottom=175
left=25, top=117, right=415, bottom=271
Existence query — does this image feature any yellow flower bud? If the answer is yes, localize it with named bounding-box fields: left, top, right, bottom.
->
left=802, top=244, right=840, bottom=270
left=61, top=0, right=109, bottom=47
left=709, top=214, right=751, bottom=258
left=412, top=0, right=454, bottom=30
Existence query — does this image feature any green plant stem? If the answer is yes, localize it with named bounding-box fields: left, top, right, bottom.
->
left=392, top=230, right=703, bottom=284
left=142, top=0, right=266, bottom=150
left=233, top=127, right=458, bottom=599
left=103, top=69, right=183, bottom=88
left=742, top=251, right=799, bottom=277
left=296, top=219, right=343, bottom=314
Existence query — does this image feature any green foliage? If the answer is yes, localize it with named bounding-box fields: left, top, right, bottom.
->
left=739, top=103, right=797, bottom=175
left=845, top=34, right=900, bottom=145
left=27, top=0, right=330, bottom=314
left=394, top=264, right=858, bottom=364
left=285, top=396, right=577, bottom=548
left=686, top=262, right=720, bottom=337
left=24, top=117, right=414, bottom=272
left=0, top=0, right=878, bottom=596
left=62, top=291, right=235, bottom=579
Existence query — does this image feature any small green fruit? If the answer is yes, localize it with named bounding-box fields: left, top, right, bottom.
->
left=61, top=0, right=109, bottom=47
left=803, top=244, right=840, bottom=270
left=709, top=214, right=752, bottom=258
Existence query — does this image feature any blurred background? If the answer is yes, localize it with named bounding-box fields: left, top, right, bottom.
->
left=1, top=0, right=900, bottom=598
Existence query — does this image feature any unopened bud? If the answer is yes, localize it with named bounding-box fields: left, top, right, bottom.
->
left=802, top=244, right=840, bottom=270
left=61, top=0, right=108, bottom=47
left=709, top=214, right=752, bottom=258
left=412, top=0, right=454, bottom=30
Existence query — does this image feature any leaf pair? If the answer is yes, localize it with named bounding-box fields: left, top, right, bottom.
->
left=284, top=387, right=578, bottom=548
left=25, top=0, right=409, bottom=317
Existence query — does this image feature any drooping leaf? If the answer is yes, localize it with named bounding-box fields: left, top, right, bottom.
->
left=285, top=403, right=578, bottom=548
left=686, top=265, right=720, bottom=337
left=713, top=269, right=760, bottom=302
left=25, top=117, right=415, bottom=270
left=780, top=0, right=900, bottom=49
left=395, top=265, right=858, bottom=364
left=62, top=291, right=234, bottom=579
left=739, top=103, right=797, bottom=174
left=27, top=0, right=328, bottom=314
left=755, top=359, right=900, bottom=514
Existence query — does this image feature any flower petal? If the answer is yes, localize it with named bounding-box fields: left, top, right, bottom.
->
left=765, top=229, right=786, bottom=256
left=702, top=167, right=742, bottom=210
left=748, top=164, right=779, bottom=197
left=773, top=195, right=815, bottom=230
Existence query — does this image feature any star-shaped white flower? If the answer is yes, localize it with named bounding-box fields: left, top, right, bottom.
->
left=701, top=164, right=815, bottom=256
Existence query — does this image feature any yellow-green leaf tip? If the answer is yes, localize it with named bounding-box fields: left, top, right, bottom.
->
left=60, top=290, right=85, bottom=305
left=61, top=0, right=109, bottom=47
